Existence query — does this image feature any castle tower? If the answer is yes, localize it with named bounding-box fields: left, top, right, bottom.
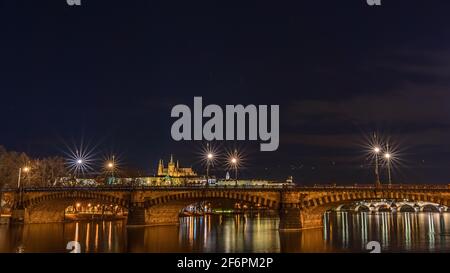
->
left=156, top=154, right=197, bottom=178
left=157, top=159, right=164, bottom=176
left=168, top=154, right=175, bottom=176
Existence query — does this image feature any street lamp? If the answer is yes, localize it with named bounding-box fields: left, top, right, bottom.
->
left=17, top=166, right=30, bottom=189
left=74, top=158, right=85, bottom=184
left=230, top=157, right=238, bottom=186
left=373, top=146, right=381, bottom=187
left=384, top=153, right=392, bottom=185
left=384, top=143, right=392, bottom=185
left=106, top=155, right=116, bottom=184
left=206, top=152, right=213, bottom=186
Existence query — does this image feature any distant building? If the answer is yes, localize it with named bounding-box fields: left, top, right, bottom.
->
left=157, top=155, right=197, bottom=177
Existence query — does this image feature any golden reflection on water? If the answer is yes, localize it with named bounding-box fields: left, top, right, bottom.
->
left=1, top=212, right=450, bottom=252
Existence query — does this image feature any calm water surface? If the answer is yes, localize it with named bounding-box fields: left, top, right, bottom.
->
left=1, top=212, right=450, bottom=253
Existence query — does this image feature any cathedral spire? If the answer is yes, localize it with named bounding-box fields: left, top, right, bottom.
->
left=157, top=159, right=164, bottom=176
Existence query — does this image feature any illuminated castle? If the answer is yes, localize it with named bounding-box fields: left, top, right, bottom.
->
left=157, top=155, right=197, bottom=177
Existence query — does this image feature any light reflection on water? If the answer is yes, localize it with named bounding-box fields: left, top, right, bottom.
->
left=1, top=212, right=450, bottom=253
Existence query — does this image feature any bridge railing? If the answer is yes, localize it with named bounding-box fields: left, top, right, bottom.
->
left=1, top=183, right=450, bottom=192
left=2, top=184, right=295, bottom=192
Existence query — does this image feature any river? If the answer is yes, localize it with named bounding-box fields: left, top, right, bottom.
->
left=1, top=212, right=449, bottom=253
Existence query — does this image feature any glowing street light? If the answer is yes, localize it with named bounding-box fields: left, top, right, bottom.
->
left=230, top=156, right=238, bottom=186
left=105, top=155, right=117, bottom=185
left=201, top=142, right=218, bottom=187
left=65, top=143, right=96, bottom=181
left=384, top=143, right=392, bottom=186
left=206, top=152, right=214, bottom=186
left=17, top=166, right=31, bottom=189
left=373, top=146, right=381, bottom=187
left=372, top=132, right=382, bottom=188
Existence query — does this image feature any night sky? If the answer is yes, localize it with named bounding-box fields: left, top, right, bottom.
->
left=1, top=0, right=450, bottom=184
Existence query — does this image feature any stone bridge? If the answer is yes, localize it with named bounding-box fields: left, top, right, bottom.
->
left=2, top=185, right=450, bottom=230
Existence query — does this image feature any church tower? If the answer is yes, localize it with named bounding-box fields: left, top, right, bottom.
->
left=168, top=154, right=175, bottom=176
left=157, top=159, right=164, bottom=176
left=155, top=154, right=197, bottom=178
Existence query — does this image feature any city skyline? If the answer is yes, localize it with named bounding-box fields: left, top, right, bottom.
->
left=2, top=0, right=450, bottom=257
left=2, top=1, right=450, bottom=183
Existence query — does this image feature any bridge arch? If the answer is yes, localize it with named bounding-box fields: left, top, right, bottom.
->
left=135, top=191, right=279, bottom=226
left=143, top=191, right=278, bottom=209
left=293, top=190, right=450, bottom=229
left=14, top=192, right=128, bottom=224
left=399, top=204, right=415, bottom=212
left=353, top=204, right=370, bottom=212
left=420, top=204, right=440, bottom=212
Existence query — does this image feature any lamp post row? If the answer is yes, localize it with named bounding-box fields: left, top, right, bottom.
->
left=373, top=143, right=392, bottom=187
left=205, top=151, right=239, bottom=186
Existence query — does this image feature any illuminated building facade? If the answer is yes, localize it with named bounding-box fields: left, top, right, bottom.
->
left=157, top=155, right=197, bottom=177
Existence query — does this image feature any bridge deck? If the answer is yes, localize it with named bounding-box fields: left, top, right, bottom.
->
left=2, top=184, right=450, bottom=192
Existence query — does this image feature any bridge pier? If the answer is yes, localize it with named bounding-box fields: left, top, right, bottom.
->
left=10, top=208, right=25, bottom=224
left=279, top=191, right=324, bottom=230
left=127, top=204, right=181, bottom=226
left=279, top=205, right=302, bottom=230
left=279, top=206, right=324, bottom=230
left=10, top=191, right=25, bottom=224
left=127, top=206, right=146, bottom=226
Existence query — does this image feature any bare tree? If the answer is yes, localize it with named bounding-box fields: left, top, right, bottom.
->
left=0, top=146, right=67, bottom=188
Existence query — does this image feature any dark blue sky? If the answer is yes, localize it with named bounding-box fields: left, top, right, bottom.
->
left=1, top=0, right=450, bottom=184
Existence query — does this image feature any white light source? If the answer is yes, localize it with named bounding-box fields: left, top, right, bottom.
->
left=373, top=147, right=380, bottom=153
left=64, top=143, right=96, bottom=177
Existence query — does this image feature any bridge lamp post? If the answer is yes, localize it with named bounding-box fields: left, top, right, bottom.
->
left=230, top=157, right=238, bottom=186
left=206, top=153, right=213, bottom=186
left=373, top=147, right=381, bottom=187
left=74, top=158, right=84, bottom=183
left=15, top=166, right=30, bottom=209
left=384, top=153, right=392, bottom=186
left=17, top=166, right=30, bottom=189
left=23, top=167, right=30, bottom=189
left=106, top=156, right=116, bottom=184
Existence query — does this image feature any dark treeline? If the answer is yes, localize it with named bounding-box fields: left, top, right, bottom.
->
left=0, top=146, right=150, bottom=189
left=0, top=146, right=67, bottom=189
